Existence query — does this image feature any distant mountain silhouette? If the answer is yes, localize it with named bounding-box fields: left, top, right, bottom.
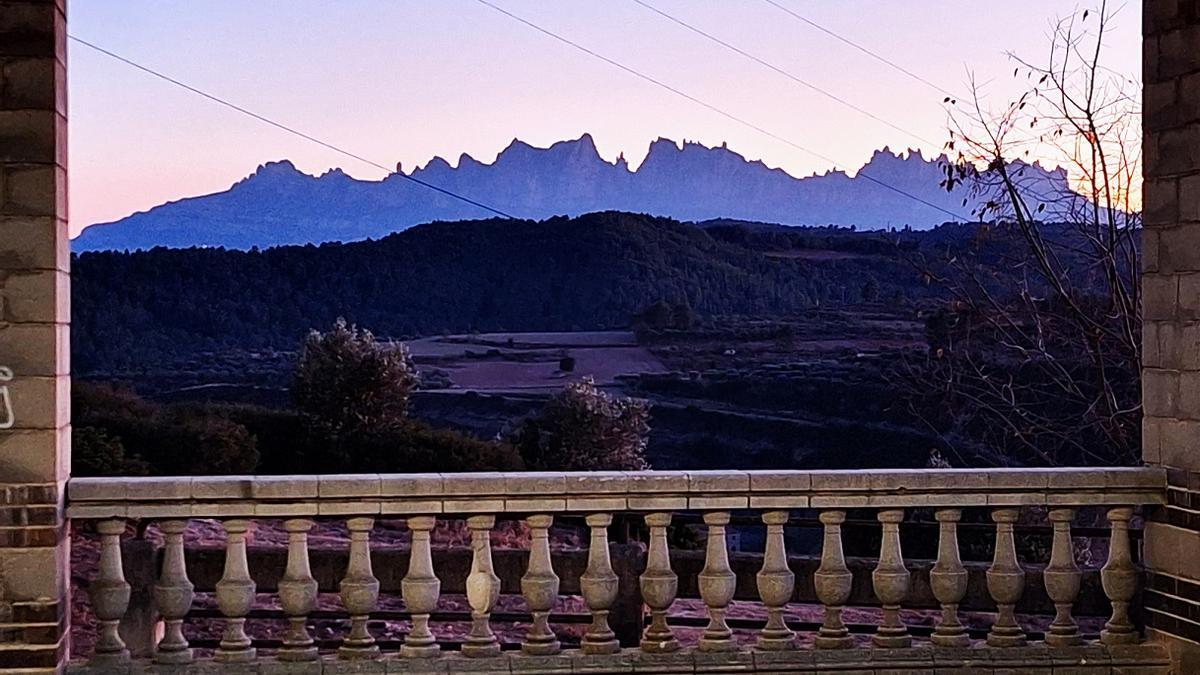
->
left=73, top=134, right=1077, bottom=251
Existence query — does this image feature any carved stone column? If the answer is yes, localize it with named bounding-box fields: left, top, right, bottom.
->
left=153, top=519, right=194, bottom=665
left=278, top=518, right=318, bottom=662
left=872, top=509, right=911, bottom=648
left=1044, top=508, right=1083, bottom=647
left=986, top=507, right=1026, bottom=647
left=1100, top=507, right=1139, bottom=645
left=814, top=510, right=854, bottom=649
left=338, top=517, right=381, bottom=660
left=639, top=512, right=679, bottom=653
left=698, top=511, right=737, bottom=653
left=215, top=519, right=257, bottom=663
left=463, top=514, right=501, bottom=657
left=520, top=514, right=561, bottom=655
left=756, top=510, right=796, bottom=650
left=580, top=513, right=621, bottom=655
left=930, top=508, right=969, bottom=648
left=90, top=519, right=132, bottom=667
left=402, top=515, right=441, bottom=658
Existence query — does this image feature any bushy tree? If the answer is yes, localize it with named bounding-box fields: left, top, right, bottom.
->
left=72, top=383, right=259, bottom=475
left=72, top=426, right=150, bottom=477
left=293, top=318, right=418, bottom=434
left=861, top=278, right=880, bottom=303
left=511, top=378, right=650, bottom=471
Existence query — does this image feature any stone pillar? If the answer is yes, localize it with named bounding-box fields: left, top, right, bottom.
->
left=1142, top=1, right=1200, bottom=669
left=0, top=0, right=71, bottom=671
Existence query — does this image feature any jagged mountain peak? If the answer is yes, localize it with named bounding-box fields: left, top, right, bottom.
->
left=74, top=134, right=1084, bottom=252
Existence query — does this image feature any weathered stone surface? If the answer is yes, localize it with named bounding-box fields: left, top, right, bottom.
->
left=1160, top=224, right=1200, bottom=272
left=0, top=321, right=67, bottom=376
left=380, top=472, right=443, bottom=497
left=1144, top=275, right=1179, bottom=321
left=1, top=267, right=68, bottom=323
left=2, top=373, right=67, bottom=432
left=0, top=214, right=68, bottom=270
left=318, top=474, right=382, bottom=498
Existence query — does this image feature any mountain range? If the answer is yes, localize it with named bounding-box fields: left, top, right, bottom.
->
left=73, top=134, right=1077, bottom=251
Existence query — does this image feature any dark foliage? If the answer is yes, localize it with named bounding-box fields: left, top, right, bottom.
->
left=73, top=381, right=523, bottom=476
left=511, top=378, right=650, bottom=471
left=293, top=319, right=418, bottom=434
left=72, top=426, right=150, bottom=477
left=214, top=403, right=524, bottom=474
left=73, top=212, right=932, bottom=372
left=72, top=382, right=259, bottom=476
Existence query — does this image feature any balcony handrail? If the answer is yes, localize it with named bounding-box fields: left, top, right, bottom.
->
left=66, top=467, right=1167, bottom=519
left=64, top=466, right=1174, bottom=672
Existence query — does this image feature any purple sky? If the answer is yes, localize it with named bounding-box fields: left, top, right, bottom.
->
left=68, top=1, right=1140, bottom=236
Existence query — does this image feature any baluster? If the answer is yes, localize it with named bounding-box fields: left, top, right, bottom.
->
left=930, top=508, right=969, bottom=648
left=463, top=514, right=502, bottom=657
left=872, top=509, right=911, bottom=648
left=215, top=519, right=257, bottom=662
left=90, top=519, right=131, bottom=666
left=1044, top=508, right=1082, bottom=647
left=339, top=516, right=380, bottom=659
left=814, top=510, right=853, bottom=649
left=698, top=511, right=737, bottom=653
left=521, top=514, right=561, bottom=655
left=402, top=515, right=442, bottom=658
left=1101, top=506, right=1139, bottom=645
left=153, top=519, right=194, bottom=664
left=278, top=518, right=318, bottom=662
left=639, top=512, right=679, bottom=653
left=580, top=513, right=621, bottom=655
left=757, top=510, right=796, bottom=650
left=986, top=507, right=1026, bottom=647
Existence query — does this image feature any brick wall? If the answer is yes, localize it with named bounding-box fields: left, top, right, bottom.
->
left=1142, top=0, right=1200, bottom=666
left=0, top=0, right=70, bottom=671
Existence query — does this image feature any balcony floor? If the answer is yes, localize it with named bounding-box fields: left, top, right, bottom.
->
left=67, top=642, right=1171, bottom=674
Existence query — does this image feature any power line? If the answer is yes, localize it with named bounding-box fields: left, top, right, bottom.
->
left=68, top=35, right=517, bottom=220
left=759, top=0, right=963, bottom=102
left=759, top=0, right=1051, bottom=150
left=471, top=0, right=965, bottom=221
left=630, top=0, right=941, bottom=148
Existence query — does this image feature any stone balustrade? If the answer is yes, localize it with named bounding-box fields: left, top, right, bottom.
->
left=66, top=468, right=1173, bottom=673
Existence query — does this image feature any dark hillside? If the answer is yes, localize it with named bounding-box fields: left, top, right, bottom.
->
left=72, top=211, right=931, bottom=371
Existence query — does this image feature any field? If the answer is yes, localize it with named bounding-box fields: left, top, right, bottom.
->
left=90, top=308, right=941, bottom=472
left=407, top=331, right=666, bottom=393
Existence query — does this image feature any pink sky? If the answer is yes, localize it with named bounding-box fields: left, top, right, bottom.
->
left=68, top=1, right=1141, bottom=236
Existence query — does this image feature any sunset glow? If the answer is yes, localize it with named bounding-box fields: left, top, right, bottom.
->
left=69, top=1, right=1141, bottom=235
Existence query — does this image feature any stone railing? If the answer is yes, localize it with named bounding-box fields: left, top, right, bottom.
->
left=66, top=468, right=1173, bottom=673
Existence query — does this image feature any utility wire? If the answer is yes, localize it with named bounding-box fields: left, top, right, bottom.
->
left=760, top=0, right=963, bottom=101
left=630, top=0, right=941, bottom=148
left=472, top=0, right=965, bottom=221
left=68, top=35, right=517, bottom=220
left=759, top=0, right=1050, bottom=150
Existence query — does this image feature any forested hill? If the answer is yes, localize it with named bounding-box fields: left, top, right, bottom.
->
left=73, top=211, right=936, bottom=372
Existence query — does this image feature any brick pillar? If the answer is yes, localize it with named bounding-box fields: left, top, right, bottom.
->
left=1142, top=0, right=1200, bottom=667
left=0, top=0, right=70, bottom=672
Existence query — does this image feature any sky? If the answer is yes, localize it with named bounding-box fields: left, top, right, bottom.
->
left=68, top=0, right=1141, bottom=236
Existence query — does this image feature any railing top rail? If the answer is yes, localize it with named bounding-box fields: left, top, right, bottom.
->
left=65, top=467, right=1167, bottom=519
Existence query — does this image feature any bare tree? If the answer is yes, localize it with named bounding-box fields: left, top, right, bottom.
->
left=897, top=2, right=1141, bottom=467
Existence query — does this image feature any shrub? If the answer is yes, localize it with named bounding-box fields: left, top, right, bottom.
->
left=72, top=382, right=259, bottom=475
left=212, top=402, right=524, bottom=474
left=511, top=377, right=650, bottom=471
left=293, top=318, right=418, bottom=434
left=72, top=426, right=150, bottom=477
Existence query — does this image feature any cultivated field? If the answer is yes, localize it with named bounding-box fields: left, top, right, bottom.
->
left=406, top=331, right=667, bottom=393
